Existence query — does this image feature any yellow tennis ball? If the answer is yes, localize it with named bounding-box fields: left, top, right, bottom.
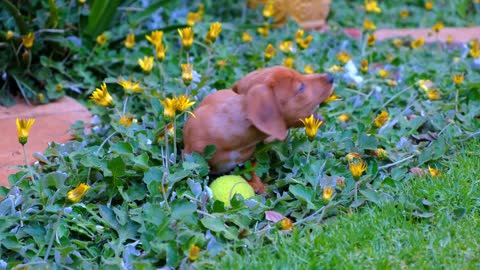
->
left=209, top=175, right=255, bottom=207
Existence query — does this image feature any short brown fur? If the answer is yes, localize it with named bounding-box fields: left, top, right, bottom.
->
left=183, top=66, right=334, bottom=192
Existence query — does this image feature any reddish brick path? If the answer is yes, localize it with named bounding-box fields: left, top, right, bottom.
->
left=344, top=26, right=480, bottom=43
left=0, top=97, right=90, bottom=186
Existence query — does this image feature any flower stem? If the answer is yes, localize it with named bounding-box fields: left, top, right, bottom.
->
left=172, top=117, right=177, bottom=165
left=44, top=200, right=67, bottom=260
left=87, top=131, right=117, bottom=182
left=455, top=87, right=459, bottom=113
left=164, top=124, right=170, bottom=169
left=306, top=142, right=313, bottom=163
left=122, top=95, right=129, bottom=115
left=22, top=144, right=34, bottom=181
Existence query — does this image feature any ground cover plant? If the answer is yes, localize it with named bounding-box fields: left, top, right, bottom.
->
left=1, top=0, right=480, bottom=268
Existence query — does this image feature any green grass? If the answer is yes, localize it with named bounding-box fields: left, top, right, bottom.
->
left=211, top=141, right=480, bottom=269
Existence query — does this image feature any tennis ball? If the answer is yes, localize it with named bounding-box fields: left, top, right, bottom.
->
left=209, top=175, right=255, bottom=207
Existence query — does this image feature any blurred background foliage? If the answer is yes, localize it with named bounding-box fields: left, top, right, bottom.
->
left=1, top=0, right=478, bottom=106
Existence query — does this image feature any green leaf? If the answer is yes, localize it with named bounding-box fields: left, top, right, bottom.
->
left=111, top=142, right=134, bottom=155
left=144, top=167, right=164, bottom=185
left=201, top=217, right=237, bottom=240
left=412, top=211, right=434, bottom=218
left=133, top=152, right=150, bottom=171
left=84, top=0, right=121, bottom=37
left=289, top=185, right=316, bottom=209
left=359, top=189, right=384, bottom=205
left=171, top=200, right=197, bottom=220
left=127, top=0, right=170, bottom=27
left=108, top=156, right=126, bottom=178
left=358, top=133, right=378, bottom=150
left=99, top=205, right=120, bottom=230
left=203, top=145, right=217, bottom=159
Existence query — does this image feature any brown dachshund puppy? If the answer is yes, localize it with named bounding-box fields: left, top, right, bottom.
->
left=183, top=66, right=334, bottom=193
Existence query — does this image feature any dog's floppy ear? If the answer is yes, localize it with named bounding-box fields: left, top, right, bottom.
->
left=245, top=84, right=287, bottom=140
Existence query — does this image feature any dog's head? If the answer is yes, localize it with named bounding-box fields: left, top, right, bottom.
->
left=232, top=66, right=334, bottom=140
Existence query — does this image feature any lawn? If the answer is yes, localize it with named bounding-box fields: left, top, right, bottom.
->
left=0, top=0, right=479, bottom=269
left=214, top=141, right=480, bottom=269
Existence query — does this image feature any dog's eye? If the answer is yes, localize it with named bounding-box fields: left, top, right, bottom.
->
left=298, top=82, right=305, bottom=92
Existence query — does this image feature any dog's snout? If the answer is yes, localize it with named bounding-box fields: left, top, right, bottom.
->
left=326, top=74, right=334, bottom=84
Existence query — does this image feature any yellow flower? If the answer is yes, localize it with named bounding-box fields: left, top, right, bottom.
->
left=118, top=78, right=144, bottom=94
left=279, top=40, right=294, bottom=53
left=90, top=83, right=113, bottom=107
left=16, top=118, right=35, bottom=145
left=304, top=65, right=314, bottom=74
left=300, top=114, right=323, bottom=140
left=425, top=1, right=433, bottom=10
left=428, top=166, right=440, bottom=177
left=242, top=32, right=253, bottom=43
left=178, top=27, right=194, bottom=49
left=328, top=65, right=344, bottom=73
left=263, top=0, right=275, bottom=18
left=96, top=33, right=107, bottom=45
left=295, top=29, right=304, bottom=44
left=283, top=57, right=294, bottom=68
left=146, top=30, right=163, bottom=47
left=205, top=22, right=222, bottom=44
left=138, top=56, right=154, bottom=73
left=367, top=33, right=376, bottom=47
left=426, top=89, right=441, bottom=100
left=119, top=114, right=134, bottom=127
left=399, top=10, right=409, bottom=19
left=365, top=0, right=381, bottom=13
left=373, top=111, right=389, bottom=128
left=378, top=69, right=388, bottom=78
left=56, top=84, right=63, bottom=92
left=155, top=43, right=167, bottom=62
left=432, top=22, right=444, bottom=33
left=187, top=11, right=202, bottom=26
left=392, top=38, right=403, bottom=48
left=38, top=93, right=45, bottom=102
left=188, top=244, right=200, bottom=261
left=216, top=59, right=227, bottom=68
left=297, top=35, right=313, bottom=50
left=337, top=51, right=351, bottom=64
left=67, top=183, right=90, bottom=203
left=349, top=160, right=368, bottom=180
left=323, top=186, right=333, bottom=201
left=469, top=39, right=480, bottom=58
left=264, top=43, right=276, bottom=60
left=346, top=152, right=362, bottom=161
left=363, top=19, right=376, bottom=31
left=360, top=59, right=368, bottom=73
left=411, top=37, right=425, bottom=49
left=257, top=23, right=269, bottom=37
left=452, top=74, right=464, bottom=85
left=22, top=32, right=35, bottom=49
left=418, top=79, right=434, bottom=91
left=323, top=94, right=341, bottom=103
left=78, top=0, right=86, bottom=3
left=375, top=148, right=388, bottom=159
left=175, top=94, right=196, bottom=113
left=387, top=79, right=397, bottom=87
left=280, top=218, right=293, bottom=231
left=181, top=63, right=193, bottom=86
left=338, top=113, right=350, bottom=122
left=160, top=97, right=176, bottom=119
left=124, top=33, right=135, bottom=49
left=446, top=35, right=453, bottom=44
left=6, top=30, right=14, bottom=40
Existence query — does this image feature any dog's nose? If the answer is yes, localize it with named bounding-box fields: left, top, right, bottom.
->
left=326, top=74, right=334, bottom=84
